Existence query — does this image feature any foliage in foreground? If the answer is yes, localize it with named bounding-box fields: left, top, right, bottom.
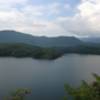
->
left=4, top=88, right=31, bottom=100
left=4, top=74, right=100, bottom=100
left=64, top=73, right=100, bottom=100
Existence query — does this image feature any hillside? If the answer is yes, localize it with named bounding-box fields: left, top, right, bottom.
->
left=0, top=43, right=100, bottom=59
left=81, top=37, right=100, bottom=43
left=0, top=43, right=62, bottom=60
left=0, top=30, right=82, bottom=47
left=0, top=30, right=100, bottom=59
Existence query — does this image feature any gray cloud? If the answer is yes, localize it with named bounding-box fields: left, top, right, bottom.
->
left=0, top=0, right=99, bottom=37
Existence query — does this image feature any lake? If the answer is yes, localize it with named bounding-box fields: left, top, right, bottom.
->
left=0, top=54, right=100, bottom=100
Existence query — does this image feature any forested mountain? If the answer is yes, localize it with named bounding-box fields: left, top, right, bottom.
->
left=0, top=30, right=82, bottom=47
left=0, top=30, right=100, bottom=59
left=81, top=37, right=100, bottom=43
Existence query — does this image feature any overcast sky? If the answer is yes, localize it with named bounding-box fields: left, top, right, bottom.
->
left=0, top=0, right=100, bottom=37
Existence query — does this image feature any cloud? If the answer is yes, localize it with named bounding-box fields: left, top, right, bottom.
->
left=0, top=0, right=69, bottom=36
left=55, top=0, right=100, bottom=37
left=0, top=0, right=28, bottom=5
left=0, top=0, right=99, bottom=37
left=22, top=5, right=45, bottom=17
left=21, top=2, right=63, bottom=17
left=64, top=4, right=70, bottom=9
left=78, top=0, right=100, bottom=34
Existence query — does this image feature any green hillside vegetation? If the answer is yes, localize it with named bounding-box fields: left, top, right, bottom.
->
left=0, top=43, right=100, bottom=59
left=64, top=73, right=100, bottom=100
left=0, top=30, right=82, bottom=47
left=55, top=43, right=100, bottom=55
left=4, top=88, right=31, bottom=100
left=0, top=43, right=62, bottom=60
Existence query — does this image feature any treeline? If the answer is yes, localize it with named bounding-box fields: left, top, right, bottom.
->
left=54, top=43, right=100, bottom=55
left=0, top=43, right=62, bottom=60
left=0, top=43, right=100, bottom=59
left=65, top=45, right=100, bottom=55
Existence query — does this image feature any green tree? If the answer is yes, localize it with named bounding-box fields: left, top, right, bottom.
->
left=64, top=73, right=100, bottom=100
left=4, top=88, right=31, bottom=100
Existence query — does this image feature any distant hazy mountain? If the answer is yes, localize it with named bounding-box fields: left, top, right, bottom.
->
left=81, top=37, right=100, bottom=43
left=0, top=30, right=82, bottom=47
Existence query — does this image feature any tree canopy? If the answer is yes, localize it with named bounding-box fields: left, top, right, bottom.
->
left=64, top=73, right=100, bottom=100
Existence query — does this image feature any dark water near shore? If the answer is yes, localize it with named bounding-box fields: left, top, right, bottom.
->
left=0, top=54, right=100, bottom=100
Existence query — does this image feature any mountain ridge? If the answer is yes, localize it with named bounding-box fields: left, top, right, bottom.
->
left=0, top=30, right=82, bottom=47
left=81, top=37, right=100, bottom=43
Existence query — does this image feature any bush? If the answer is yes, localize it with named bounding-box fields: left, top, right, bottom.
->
left=4, top=88, right=31, bottom=100
left=64, top=73, right=100, bottom=100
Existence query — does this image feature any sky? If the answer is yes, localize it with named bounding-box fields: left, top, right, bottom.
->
left=0, top=0, right=100, bottom=37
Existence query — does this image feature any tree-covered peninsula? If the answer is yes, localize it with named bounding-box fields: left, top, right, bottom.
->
left=0, top=43, right=100, bottom=59
left=0, top=43, right=62, bottom=60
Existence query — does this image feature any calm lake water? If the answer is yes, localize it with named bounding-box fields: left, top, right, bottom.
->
left=0, top=54, right=100, bottom=100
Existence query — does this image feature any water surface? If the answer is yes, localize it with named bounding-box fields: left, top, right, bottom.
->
left=0, top=55, right=100, bottom=100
